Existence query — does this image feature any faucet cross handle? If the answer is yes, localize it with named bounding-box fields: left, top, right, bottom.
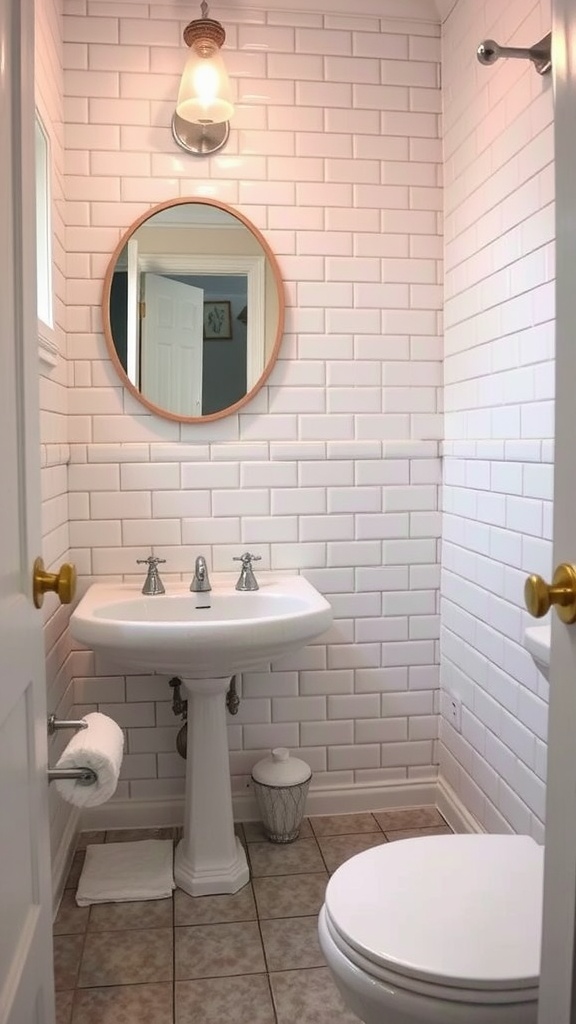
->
left=137, top=556, right=166, bottom=596
left=233, top=552, right=262, bottom=591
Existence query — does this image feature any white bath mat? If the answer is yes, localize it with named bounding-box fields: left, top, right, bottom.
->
left=75, top=839, right=175, bottom=906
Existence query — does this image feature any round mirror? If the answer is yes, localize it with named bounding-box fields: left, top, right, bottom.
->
left=102, top=197, right=285, bottom=422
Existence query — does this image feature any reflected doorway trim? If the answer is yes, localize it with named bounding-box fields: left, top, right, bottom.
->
left=135, top=253, right=265, bottom=390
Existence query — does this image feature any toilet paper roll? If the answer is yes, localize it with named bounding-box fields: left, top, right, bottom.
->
left=54, top=712, right=124, bottom=808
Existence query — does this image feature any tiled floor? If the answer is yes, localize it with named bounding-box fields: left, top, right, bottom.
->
left=54, top=807, right=451, bottom=1024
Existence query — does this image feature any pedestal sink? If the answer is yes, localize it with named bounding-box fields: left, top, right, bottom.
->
left=70, top=575, right=333, bottom=896
left=524, top=624, right=551, bottom=680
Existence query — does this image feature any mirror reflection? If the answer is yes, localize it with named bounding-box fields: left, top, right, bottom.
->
left=102, top=198, right=284, bottom=422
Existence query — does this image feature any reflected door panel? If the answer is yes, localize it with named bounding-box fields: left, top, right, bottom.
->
left=141, top=274, right=203, bottom=417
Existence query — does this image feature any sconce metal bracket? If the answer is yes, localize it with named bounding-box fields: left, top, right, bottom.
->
left=171, top=113, right=230, bottom=156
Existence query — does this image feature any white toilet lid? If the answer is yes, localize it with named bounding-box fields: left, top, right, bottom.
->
left=325, top=833, right=543, bottom=992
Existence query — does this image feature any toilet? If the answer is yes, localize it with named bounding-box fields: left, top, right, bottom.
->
left=318, top=833, right=543, bottom=1024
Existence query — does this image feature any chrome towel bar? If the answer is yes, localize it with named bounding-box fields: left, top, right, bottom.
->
left=476, top=32, right=551, bottom=75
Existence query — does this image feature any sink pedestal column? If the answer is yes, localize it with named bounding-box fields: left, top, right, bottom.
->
left=174, top=676, right=249, bottom=896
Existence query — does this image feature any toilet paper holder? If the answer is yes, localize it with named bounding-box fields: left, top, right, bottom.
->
left=46, top=714, right=97, bottom=786
left=47, top=714, right=89, bottom=736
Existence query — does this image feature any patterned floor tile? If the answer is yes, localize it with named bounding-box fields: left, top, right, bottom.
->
left=53, top=891, right=90, bottom=935
left=248, top=837, right=325, bottom=877
left=75, top=831, right=106, bottom=851
left=174, top=882, right=256, bottom=926
left=105, top=827, right=179, bottom=843
left=53, top=935, right=84, bottom=991
left=175, top=920, right=266, bottom=980
left=310, top=813, right=380, bottom=837
left=243, top=818, right=313, bottom=842
left=270, top=967, right=361, bottom=1024
left=317, top=833, right=388, bottom=873
left=253, top=872, right=328, bottom=919
left=373, top=806, right=446, bottom=832
left=70, top=982, right=173, bottom=1024
left=88, top=896, right=173, bottom=931
left=55, top=990, right=73, bottom=1024
left=261, top=915, right=325, bottom=971
left=175, top=974, right=275, bottom=1024
left=78, top=928, right=173, bottom=987
left=384, top=825, right=452, bottom=842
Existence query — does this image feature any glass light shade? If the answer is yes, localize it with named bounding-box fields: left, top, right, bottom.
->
left=176, top=49, right=234, bottom=125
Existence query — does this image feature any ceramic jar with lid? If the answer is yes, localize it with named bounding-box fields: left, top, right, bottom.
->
left=251, top=748, right=312, bottom=843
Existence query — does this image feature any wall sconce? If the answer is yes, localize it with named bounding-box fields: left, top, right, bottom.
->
left=172, top=1, right=234, bottom=156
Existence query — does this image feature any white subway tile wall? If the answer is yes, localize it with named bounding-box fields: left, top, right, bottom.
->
left=61, top=0, right=443, bottom=808
left=440, top=0, right=553, bottom=840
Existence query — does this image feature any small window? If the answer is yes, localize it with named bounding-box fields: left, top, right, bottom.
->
left=35, top=114, right=53, bottom=328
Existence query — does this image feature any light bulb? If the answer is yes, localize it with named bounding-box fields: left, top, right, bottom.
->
left=177, top=48, right=234, bottom=125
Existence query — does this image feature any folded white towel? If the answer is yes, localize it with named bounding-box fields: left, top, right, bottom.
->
left=54, top=712, right=124, bottom=808
left=75, top=840, right=175, bottom=906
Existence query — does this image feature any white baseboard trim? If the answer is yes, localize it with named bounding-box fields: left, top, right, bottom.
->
left=81, top=796, right=185, bottom=832
left=51, top=806, right=80, bottom=918
left=235, top=777, right=441, bottom=822
left=79, top=775, right=480, bottom=834
left=436, top=777, right=484, bottom=834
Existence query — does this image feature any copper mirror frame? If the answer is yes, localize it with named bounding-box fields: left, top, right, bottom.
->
left=101, top=197, right=285, bottom=424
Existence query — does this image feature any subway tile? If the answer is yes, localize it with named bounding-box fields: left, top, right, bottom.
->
left=181, top=518, right=241, bottom=545
left=243, top=724, right=299, bottom=749
left=55, top=3, right=548, bottom=839
left=122, top=519, right=181, bottom=547
left=213, top=489, right=270, bottom=517
left=152, top=491, right=211, bottom=518
left=90, top=491, right=151, bottom=519
left=299, top=515, right=354, bottom=542
left=328, top=744, right=380, bottom=770
left=272, top=697, right=326, bottom=722
left=327, top=694, right=380, bottom=719
left=355, top=718, right=408, bottom=743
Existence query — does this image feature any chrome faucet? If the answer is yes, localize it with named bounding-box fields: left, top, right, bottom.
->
left=137, top=556, right=166, bottom=595
left=190, top=555, right=211, bottom=592
left=233, top=552, right=262, bottom=591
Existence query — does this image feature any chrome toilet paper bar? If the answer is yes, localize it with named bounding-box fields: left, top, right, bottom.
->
left=47, top=715, right=96, bottom=784
left=47, top=766, right=97, bottom=786
left=47, top=714, right=88, bottom=735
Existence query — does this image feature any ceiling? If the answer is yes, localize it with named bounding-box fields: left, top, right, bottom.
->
left=434, top=0, right=458, bottom=18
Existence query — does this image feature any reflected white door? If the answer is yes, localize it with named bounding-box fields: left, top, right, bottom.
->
left=141, top=273, right=204, bottom=417
left=0, top=2, right=55, bottom=1023
left=537, top=3, right=576, bottom=1022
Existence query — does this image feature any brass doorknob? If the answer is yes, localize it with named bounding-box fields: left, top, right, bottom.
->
left=33, top=557, right=77, bottom=609
left=524, top=563, right=576, bottom=624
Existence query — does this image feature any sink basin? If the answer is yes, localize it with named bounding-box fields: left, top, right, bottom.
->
left=70, top=575, right=333, bottom=677
left=524, top=624, right=551, bottom=680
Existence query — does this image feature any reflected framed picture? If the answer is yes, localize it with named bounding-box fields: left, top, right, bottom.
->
left=204, top=300, right=232, bottom=340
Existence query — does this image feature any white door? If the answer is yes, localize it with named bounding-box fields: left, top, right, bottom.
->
left=0, top=2, right=55, bottom=1023
left=141, top=273, right=204, bottom=416
left=537, top=3, right=576, bottom=1021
